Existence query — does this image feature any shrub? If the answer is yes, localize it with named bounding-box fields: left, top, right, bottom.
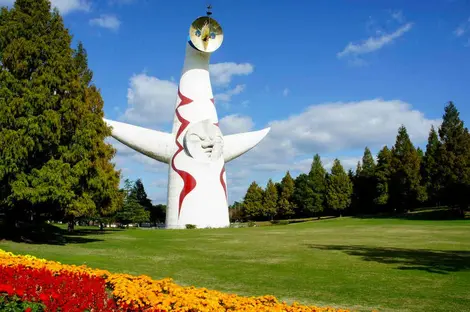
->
left=185, top=224, right=197, bottom=229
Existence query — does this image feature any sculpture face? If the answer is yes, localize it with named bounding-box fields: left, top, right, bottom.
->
left=183, top=119, right=223, bottom=161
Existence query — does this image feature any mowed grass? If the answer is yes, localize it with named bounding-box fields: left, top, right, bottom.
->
left=1, top=217, right=470, bottom=312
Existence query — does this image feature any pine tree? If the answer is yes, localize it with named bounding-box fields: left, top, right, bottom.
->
left=374, top=146, right=392, bottom=211
left=325, top=159, right=353, bottom=216
left=263, top=179, right=278, bottom=220
left=309, top=154, right=327, bottom=216
left=0, top=1, right=122, bottom=231
left=115, top=179, right=149, bottom=227
left=361, top=147, right=376, bottom=176
left=292, top=174, right=316, bottom=218
left=389, top=126, right=425, bottom=212
left=277, top=172, right=295, bottom=218
left=242, top=181, right=264, bottom=220
left=437, top=102, right=470, bottom=216
left=132, top=179, right=153, bottom=211
left=130, top=179, right=153, bottom=225
left=356, top=147, right=377, bottom=214
left=422, top=126, right=442, bottom=206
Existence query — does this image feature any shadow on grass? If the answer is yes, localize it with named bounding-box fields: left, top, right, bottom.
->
left=353, top=208, right=467, bottom=221
left=0, top=222, right=121, bottom=245
left=308, top=244, right=470, bottom=274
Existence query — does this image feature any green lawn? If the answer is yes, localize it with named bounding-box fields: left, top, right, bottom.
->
left=1, top=217, right=470, bottom=312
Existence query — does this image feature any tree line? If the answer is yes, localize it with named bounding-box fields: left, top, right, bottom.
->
left=93, top=178, right=166, bottom=229
left=230, top=101, right=470, bottom=221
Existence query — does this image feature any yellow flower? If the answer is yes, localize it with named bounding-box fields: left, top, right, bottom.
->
left=0, top=248, right=366, bottom=312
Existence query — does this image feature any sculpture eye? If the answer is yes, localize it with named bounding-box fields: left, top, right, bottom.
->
left=210, top=32, right=216, bottom=39
left=195, top=30, right=201, bottom=37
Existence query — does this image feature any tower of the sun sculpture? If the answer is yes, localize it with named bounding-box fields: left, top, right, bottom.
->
left=104, top=12, right=270, bottom=229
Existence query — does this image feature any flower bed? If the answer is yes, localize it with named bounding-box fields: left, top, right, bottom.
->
left=0, top=249, right=358, bottom=311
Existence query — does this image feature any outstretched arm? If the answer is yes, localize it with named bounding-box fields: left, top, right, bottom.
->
left=223, top=128, right=270, bottom=163
left=104, top=118, right=175, bottom=164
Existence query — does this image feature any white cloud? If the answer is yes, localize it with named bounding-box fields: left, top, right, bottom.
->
left=89, top=14, right=121, bottom=31
left=391, top=10, right=405, bottom=23
left=0, top=0, right=91, bottom=14
left=455, top=26, right=466, bottom=37
left=214, top=84, right=245, bottom=103
left=263, top=98, right=439, bottom=156
left=52, top=0, right=91, bottom=14
left=338, top=22, right=413, bottom=59
left=454, top=17, right=470, bottom=40
left=209, top=62, right=253, bottom=86
left=283, top=88, right=290, bottom=96
left=123, top=73, right=177, bottom=125
left=219, top=114, right=254, bottom=135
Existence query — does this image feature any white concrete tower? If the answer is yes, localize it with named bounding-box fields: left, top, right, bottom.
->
left=104, top=11, right=270, bottom=229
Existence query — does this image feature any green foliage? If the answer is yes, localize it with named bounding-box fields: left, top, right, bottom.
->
left=422, top=126, right=442, bottom=205
left=360, top=147, right=376, bottom=176
left=277, top=172, right=295, bottom=218
left=389, top=126, right=426, bottom=212
left=292, top=173, right=315, bottom=217
left=242, top=181, right=264, bottom=219
left=436, top=101, right=470, bottom=213
left=185, top=224, right=197, bottom=229
left=229, top=201, right=244, bottom=222
left=115, top=179, right=150, bottom=226
left=0, top=295, right=44, bottom=312
left=133, top=179, right=153, bottom=211
left=308, top=154, right=327, bottom=215
left=149, top=204, right=166, bottom=224
left=374, top=145, right=392, bottom=209
left=263, top=179, right=278, bottom=219
left=0, top=0, right=122, bottom=227
left=355, top=147, right=378, bottom=213
left=325, top=159, right=353, bottom=213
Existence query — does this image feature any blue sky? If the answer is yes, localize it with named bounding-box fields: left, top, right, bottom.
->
left=2, top=0, right=470, bottom=204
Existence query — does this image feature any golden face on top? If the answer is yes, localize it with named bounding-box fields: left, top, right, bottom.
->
left=189, top=16, right=223, bottom=52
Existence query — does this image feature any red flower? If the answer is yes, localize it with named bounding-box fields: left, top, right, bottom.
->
left=0, top=284, right=14, bottom=296
left=0, top=264, right=118, bottom=312
left=39, top=292, right=49, bottom=302
left=24, top=308, right=32, bottom=312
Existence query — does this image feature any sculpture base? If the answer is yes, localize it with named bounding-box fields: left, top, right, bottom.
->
left=165, top=221, right=230, bottom=230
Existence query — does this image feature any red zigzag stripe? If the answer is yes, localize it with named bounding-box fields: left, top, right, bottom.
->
left=220, top=166, right=227, bottom=200
left=171, top=89, right=197, bottom=218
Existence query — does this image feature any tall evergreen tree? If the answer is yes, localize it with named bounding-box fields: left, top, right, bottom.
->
left=361, top=147, right=376, bottom=176
left=325, top=159, right=353, bottom=216
left=132, top=179, right=153, bottom=211
left=374, top=146, right=392, bottom=211
left=437, top=102, right=470, bottom=216
left=0, top=0, right=122, bottom=231
left=242, top=181, right=264, bottom=220
left=263, top=179, right=278, bottom=220
left=277, top=172, right=295, bottom=218
left=356, top=147, right=377, bottom=214
left=115, top=179, right=149, bottom=227
left=309, top=154, right=327, bottom=216
left=130, top=179, right=153, bottom=225
left=389, top=126, right=425, bottom=212
left=293, top=173, right=317, bottom=218
left=422, top=126, right=442, bottom=206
